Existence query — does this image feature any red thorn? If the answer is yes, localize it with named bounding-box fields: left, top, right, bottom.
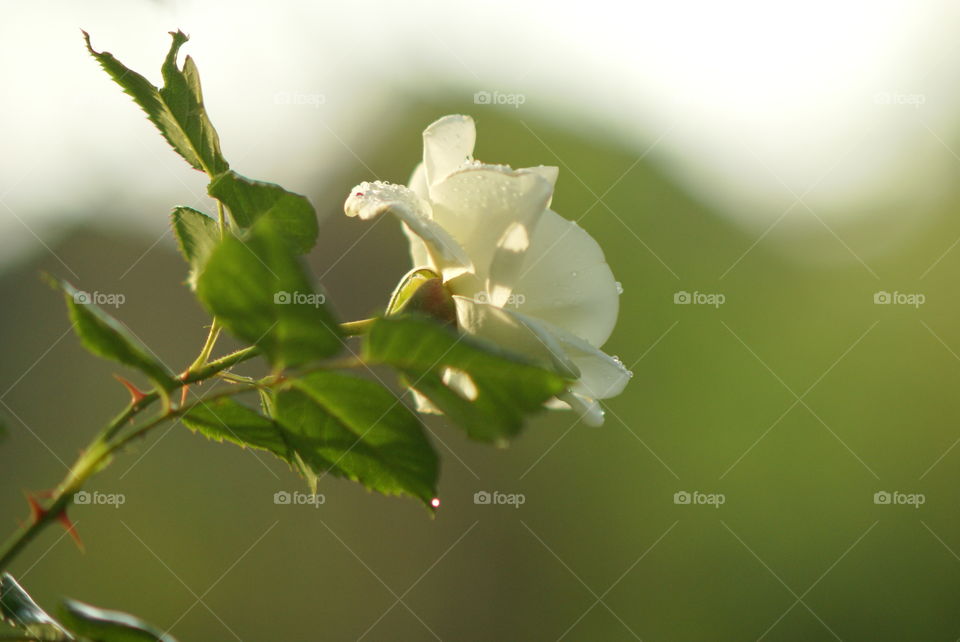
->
left=176, top=371, right=194, bottom=408
left=113, top=374, right=147, bottom=404
left=56, top=511, right=83, bottom=551
left=24, top=492, right=84, bottom=551
left=25, top=494, right=45, bottom=523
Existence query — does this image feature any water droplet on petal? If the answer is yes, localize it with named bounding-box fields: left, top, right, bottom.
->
left=615, top=281, right=623, bottom=294
left=611, top=355, right=634, bottom=378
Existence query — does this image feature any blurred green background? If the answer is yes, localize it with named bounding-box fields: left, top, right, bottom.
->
left=3, top=100, right=960, bottom=641
left=5, top=0, right=960, bottom=634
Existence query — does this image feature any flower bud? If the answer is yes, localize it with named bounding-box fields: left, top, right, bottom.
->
left=386, top=268, right=457, bottom=328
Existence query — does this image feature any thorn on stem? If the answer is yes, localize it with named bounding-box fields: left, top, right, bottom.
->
left=113, top=374, right=147, bottom=404
left=25, top=494, right=44, bottom=524
left=56, top=511, right=83, bottom=551
left=23, top=493, right=84, bottom=551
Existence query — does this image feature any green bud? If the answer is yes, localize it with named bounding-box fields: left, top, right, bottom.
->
left=386, top=268, right=457, bottom=328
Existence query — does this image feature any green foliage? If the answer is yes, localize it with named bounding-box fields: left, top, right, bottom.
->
left=65, top=30, right=575, bottom=506
left=58, top=281, right=177, bottom=391
left=83, top=31, right=227, bottom=176
left=195, top=217, right=341, bottom=369
left=0, top=25, right=618, bottom=642
left=208, top=171, right=318, bottom=253
left=364, top=316, right=568, bottom=442
left=1, top=574, right=177, bottom=642
left=276, top=372, right=438, bottom=505
left=183, top=372, right=439, bottom=507
left=181, top=397, right=290, bottom=455
left=59, top=598, right=177, bottom=642
left=170, top=206, right=219, bottom=289
left=0, top=573, right=71, bottom=641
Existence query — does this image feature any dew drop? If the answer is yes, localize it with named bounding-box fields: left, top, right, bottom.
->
left=611, top=355, right=634, bottom=377
left=431, top=497, right=441, bottom=508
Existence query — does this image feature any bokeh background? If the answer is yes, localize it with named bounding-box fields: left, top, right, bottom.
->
left=4, top=1, right=960, bottom=640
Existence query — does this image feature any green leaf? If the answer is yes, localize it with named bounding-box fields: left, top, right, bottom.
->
left=182, top=374, right=438, bottom=506
left=275, top=372, right=438, bottom=506
left=0, top=573, right=72, bottom=641
left=59, top=598, right=177, bottom=642
left=83, top=30, right=228, bottom=176
left=182, top=397, right=316, bottom=490
left=182, top=397, right=293, bottom=457
left=58, top=281, right=177, bottom=390
left=208, top=171, right=318, bottom=253
left=171, top=206, right=220, bottom=289
left=363, top=316, right=567, bottom=443
left=195, top=217, right=341, bottom=368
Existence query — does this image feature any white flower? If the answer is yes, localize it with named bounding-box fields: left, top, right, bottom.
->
left=344, top=114, right=630, bottom=426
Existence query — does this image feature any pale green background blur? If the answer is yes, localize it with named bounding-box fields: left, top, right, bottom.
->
left=5, top=3, right=960, bottom=641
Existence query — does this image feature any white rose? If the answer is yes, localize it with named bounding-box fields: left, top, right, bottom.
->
left=344, top=114, right=630, bottom=426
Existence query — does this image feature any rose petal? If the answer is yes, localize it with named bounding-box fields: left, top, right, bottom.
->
left=410, top=389, right=443, bottom=415
left=548, top=325, right=632, bottom=400
left=404, top=163, right=432, bottom=268
left=557, top=390, right=606, bottom=426
left=430, top=166, right=552, bottom=294
left=510, top=209, right=619, bottom=347
left=408, top=162, right=429, bottom=200
left=423, top=115, right=476, bottom=187
left=521, top=165, right=559, bottom=206
left=453, top=296, right=580, bottom=380
left=345, top=180, right=472, bottom=280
